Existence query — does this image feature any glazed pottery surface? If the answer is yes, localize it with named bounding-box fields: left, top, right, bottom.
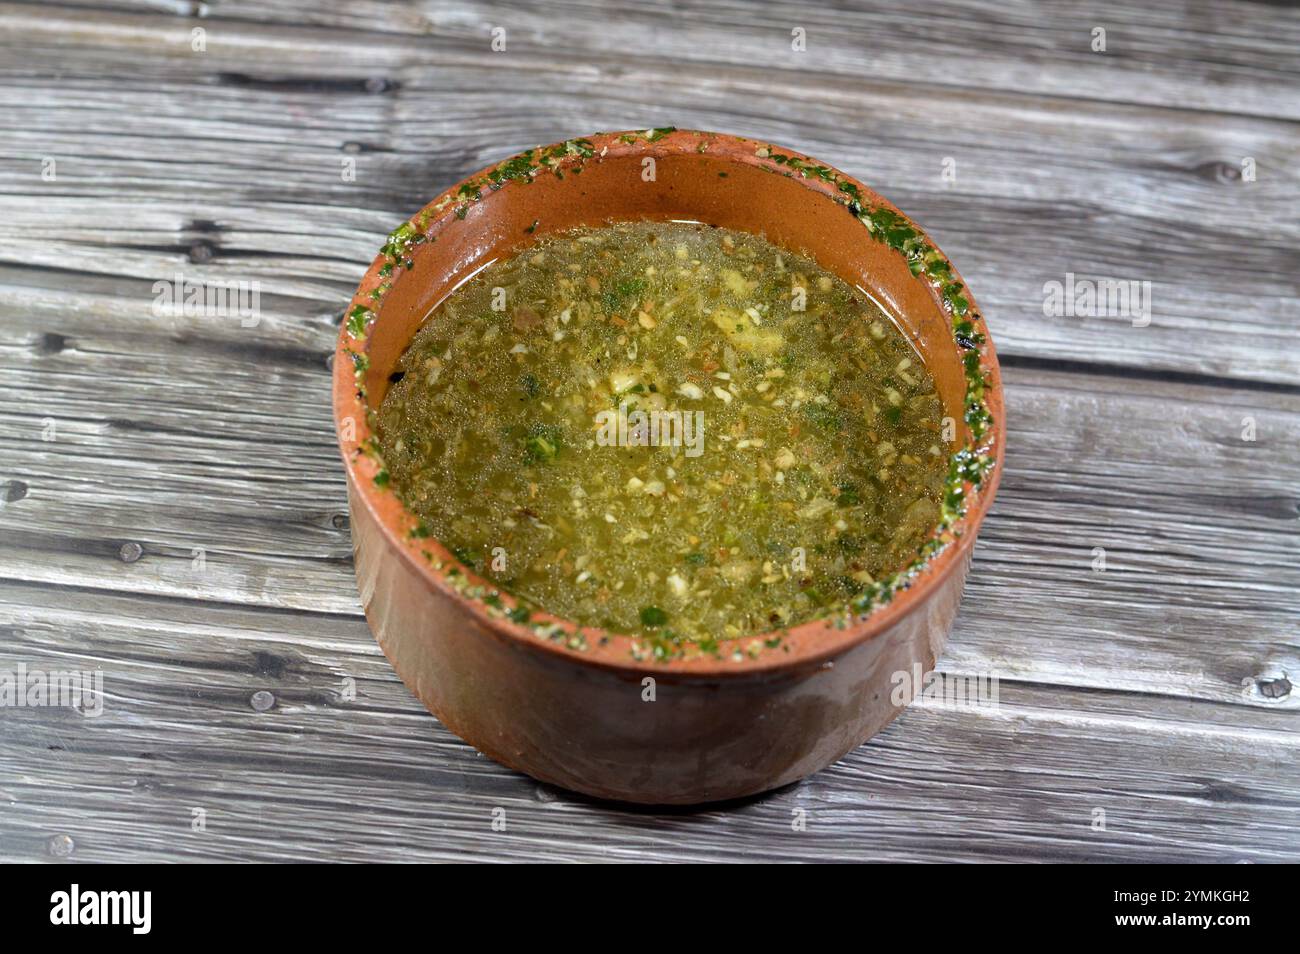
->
left=334, top=130, right=1004, bottom=804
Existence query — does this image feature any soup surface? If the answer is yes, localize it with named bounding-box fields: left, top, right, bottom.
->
left=376, top=221, right=947, bottom=650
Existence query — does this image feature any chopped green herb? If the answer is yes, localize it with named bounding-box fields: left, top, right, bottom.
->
left=639, top=606, right=669, bottom=627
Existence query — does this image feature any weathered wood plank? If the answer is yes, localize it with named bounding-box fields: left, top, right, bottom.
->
left=1, top=297, right=1296, bottom=711
left=10, top=0, right=1300, bottom=121
left=0, top=583, right=1296, bottom=863
left=0, top=7, right=1297, bottom=384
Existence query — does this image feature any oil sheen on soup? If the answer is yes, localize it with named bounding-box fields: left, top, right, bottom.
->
left=376, top=221, right=948, bottom=652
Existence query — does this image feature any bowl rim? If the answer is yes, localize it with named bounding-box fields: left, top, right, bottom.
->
left=333, top=128, right=1005, bottom=677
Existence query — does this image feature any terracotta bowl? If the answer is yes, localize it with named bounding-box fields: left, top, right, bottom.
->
left=333, top=129, right=1004, bottom=805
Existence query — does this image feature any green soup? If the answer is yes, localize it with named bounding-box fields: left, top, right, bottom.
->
left=376, top=221, right=948, bottom=649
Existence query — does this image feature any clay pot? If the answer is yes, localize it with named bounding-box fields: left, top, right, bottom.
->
left=333, top=130, right=1004, bottom=804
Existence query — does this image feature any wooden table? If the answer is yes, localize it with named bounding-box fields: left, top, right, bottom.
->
left=1, top=0, right=1296, bottom=863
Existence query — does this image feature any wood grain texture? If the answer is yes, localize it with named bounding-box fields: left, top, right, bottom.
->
left=0, top=0, right=1297, bottom=863
left=3, top=4, right=1298, bottom=384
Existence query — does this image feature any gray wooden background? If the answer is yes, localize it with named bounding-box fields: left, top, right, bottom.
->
left=1, top=0, right=1297, bottom=863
